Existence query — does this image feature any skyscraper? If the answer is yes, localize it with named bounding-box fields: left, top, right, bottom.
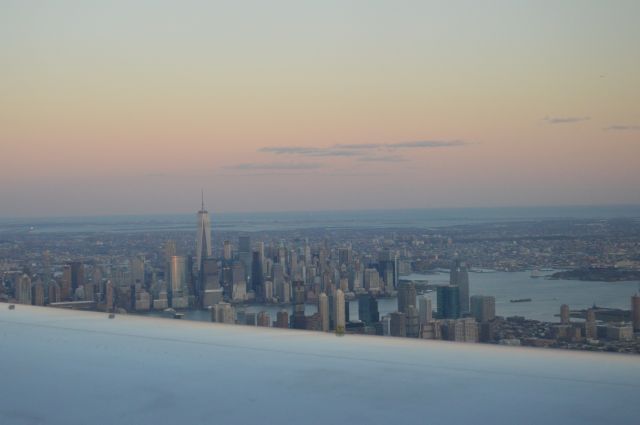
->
left=232, top=262, right=245, bottom=285
left=84, top=283, right=95, bottom=302
left=201, top=258, right=220, bottom=290
left=377, top=250, right=398, bottom=290
left=105, top=280, right=114, bottom=312
left=397, top=282, right=417, bottom=314
left=48, top=282, right=61, bottom=304
left=289, top=249, right=299, bottom=280
left=292, top=281, right=306, bottom=330
left=632, top=293, right=640, bottom=332
left=560, top=304, right=570, bottom=324
left=584, top=308, right=597, bottom=339
left=358, top=293, right=380, bottom=325
left=69, top=261, right=84, bottom=292
left=318, top=293, right=329, bottom=332
left=304, top=240, right=311, bottom=265
left=418, top=296, right=432, bottom=324
left=251, top=250, right=263, bottom=295
left=263, top=281, right=273, bottom=301
left=442, top=318, right=478, bottom=342
left=470, top=295, right=495, bottom=323
left=338, top=247, right=352, bottom=267
left=164, top=240, right=177, bottom=261
left=450, top=259, right=469, bottom=313
left=437, top=285, right=460, bottom=319
left=450, top=258, right=469, bottom=314
left=195, top=192, right=212, bottom=273
left=61, top=265, right=72, bottom=300
left=130, top=255, right=145, bottom=286
left=32, top=283, right=45, bottom=306
left=201, top=258, right=221, bottom=308
left=364, top=268, right=381, bottom=292
left=273, top=263, right=289, bottom=303
left=275, top=310, right=289, bottom=329
left=169, top=256, right=188, bottom=296
left=223, top=240, right=232, bottom=261
left=405, top=305, right=419, bottom=338
left=335, top=289, right=346, bottom=333
left=389, top=312, right=407, bottom=337
left=257, top=311, right=271, bottom=327
left=238, top=235, right=252, bottom=282
left=15, top=274, right=32, bottom=305
left=344, top=300, right=350, bottom=323
left=211, top=302, right=235, bottom=324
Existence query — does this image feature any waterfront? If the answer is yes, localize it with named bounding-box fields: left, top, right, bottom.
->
left=4, top=208, right=640, bottom=353
left=142, top=271, right=640, bottom=324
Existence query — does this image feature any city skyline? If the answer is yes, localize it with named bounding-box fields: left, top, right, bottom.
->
left=3, top=2, right=640, bottom=423
left=2, top=198, right=639, bottom=351
left=2, top=1, right=640, bottom=217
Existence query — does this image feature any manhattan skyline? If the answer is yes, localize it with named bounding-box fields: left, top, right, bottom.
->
left=3, top=3, right=640, bottom=424
left=1, top=1, right=640, bottom=217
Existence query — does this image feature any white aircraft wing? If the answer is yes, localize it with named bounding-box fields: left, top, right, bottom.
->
left=1, top=304, right=639, bottom=425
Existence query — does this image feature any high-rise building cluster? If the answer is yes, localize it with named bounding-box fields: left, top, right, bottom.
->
left=2, top=195, right=639, bottom=353
left=370, top=264, right=491, bottom=342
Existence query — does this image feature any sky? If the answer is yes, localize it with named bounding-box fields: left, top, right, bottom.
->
left=1, top=0, right=639, bottom=217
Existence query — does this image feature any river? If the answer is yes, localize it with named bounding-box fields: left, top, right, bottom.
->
left=141, top=270, right=640, bottom=323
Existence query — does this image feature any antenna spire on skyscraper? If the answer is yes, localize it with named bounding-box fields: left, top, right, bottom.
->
left=195, top=190, right=212, bottom=273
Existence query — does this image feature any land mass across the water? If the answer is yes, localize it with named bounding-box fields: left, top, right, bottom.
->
left=551, top=267, right=640, bottom=282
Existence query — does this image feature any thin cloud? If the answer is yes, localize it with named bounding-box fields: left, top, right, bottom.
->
left=261, top=140, right=468, bottom=158
left=604, top=124, right=640, bottom=131
left=357, top=155, right=408, bottom=162
left=386, top=140, right=466, bottom=149
left=216, top=172, right=314, bottom=176
left=328, top=171, right=388, bottom=176
left=334, top=143, right=383, bottom=150
left=225, top=162, right=323, bottom=170
left=259, top=146, right=364, bottom=157
left=544, top=116, right=590, bottom=124
left=334, top=140, right=466, bottom=150
left=307, top=150, right=363, bottom=157
left=259, top=147, right=319, bottom=155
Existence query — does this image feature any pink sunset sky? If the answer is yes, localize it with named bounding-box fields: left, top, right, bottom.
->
left=1, top=1, right=639, bottom=217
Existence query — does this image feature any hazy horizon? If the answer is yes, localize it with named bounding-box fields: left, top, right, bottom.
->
left=2, top=203, right=640, bottom=223
left=2, top=1, right=639, bottom=217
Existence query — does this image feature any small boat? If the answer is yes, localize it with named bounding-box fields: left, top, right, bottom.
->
left=510, top=298, right=532, bottom=303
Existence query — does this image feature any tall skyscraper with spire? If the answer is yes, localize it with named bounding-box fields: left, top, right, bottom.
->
left=195, top=190, right=212, bottom=273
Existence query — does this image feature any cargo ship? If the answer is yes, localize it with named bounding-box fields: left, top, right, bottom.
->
left=510, top=298, right=532, bottom=303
